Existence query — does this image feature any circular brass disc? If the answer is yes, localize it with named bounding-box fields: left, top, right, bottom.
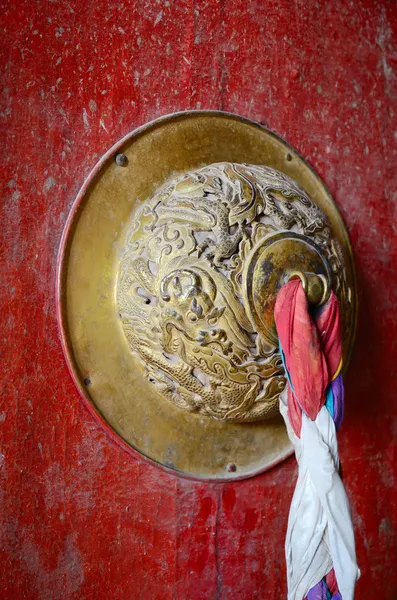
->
left=245, top=233, right=332, bottom=347
left=57, top=111, right=357, bottom=480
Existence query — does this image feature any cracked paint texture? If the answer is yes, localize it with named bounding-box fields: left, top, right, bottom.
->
left=1, top=0, right=397, bottom=598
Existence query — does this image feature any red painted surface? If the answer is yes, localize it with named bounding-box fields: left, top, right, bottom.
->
left=1, top=1, right=397, bottom=598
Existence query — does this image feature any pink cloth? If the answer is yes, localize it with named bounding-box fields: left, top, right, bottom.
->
left=274, top=279, right=343, bottom=437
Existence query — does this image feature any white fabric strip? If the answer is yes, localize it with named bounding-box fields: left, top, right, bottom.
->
left=279, top=388, right=359, bottom=600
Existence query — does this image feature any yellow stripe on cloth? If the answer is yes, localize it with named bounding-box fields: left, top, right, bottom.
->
left=332, top=357, right=343, bottom=381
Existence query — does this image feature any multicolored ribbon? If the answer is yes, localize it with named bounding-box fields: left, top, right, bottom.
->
left=274, top=279, right=359, bottom=600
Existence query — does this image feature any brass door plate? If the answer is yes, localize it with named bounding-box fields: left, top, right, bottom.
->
left=57, top=111, right=357, bottom=480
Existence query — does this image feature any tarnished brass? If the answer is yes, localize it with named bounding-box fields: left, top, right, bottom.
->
left=288, top=272, right=330, bottom=306
left=57, top=111, right=357, bottom=480
left=117, top=163, right=349, bottom=423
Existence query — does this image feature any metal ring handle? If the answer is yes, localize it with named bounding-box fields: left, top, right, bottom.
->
left=288, top=271, right=330, bottom=306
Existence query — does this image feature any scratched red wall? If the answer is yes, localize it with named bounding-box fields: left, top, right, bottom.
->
left=1, top=1, right=397, bottom=598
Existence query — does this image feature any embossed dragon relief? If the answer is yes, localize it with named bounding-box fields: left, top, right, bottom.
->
left=116, top=163, right=349, bottom=422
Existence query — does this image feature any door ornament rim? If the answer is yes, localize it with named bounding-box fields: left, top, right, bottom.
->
left=57, top=110, right=357, bottom=480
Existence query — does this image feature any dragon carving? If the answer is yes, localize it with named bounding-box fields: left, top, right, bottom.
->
left=116, top=163, right=347, bottom=422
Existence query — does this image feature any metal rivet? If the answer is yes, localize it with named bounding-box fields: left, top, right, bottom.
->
left=115, top=153, right=128, bottom=167
left=286, top=153, right=292, bottom=161
left=227, top=463, right=237, bottom=472
left=84, top=377, right=91, bottom=386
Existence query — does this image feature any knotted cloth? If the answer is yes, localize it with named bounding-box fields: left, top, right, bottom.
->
left=274, top=279, right=359, bottom=600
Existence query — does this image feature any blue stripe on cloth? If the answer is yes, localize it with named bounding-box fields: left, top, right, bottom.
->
left=279, top=343, right=294, bottom=391
left=326, top=588, right=332, bottom=600
left=325, top=384, right=334, bottom=419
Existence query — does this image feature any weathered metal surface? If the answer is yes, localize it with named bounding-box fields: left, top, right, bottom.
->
left=1, top=0, right=397, bottom=598
left=58, top=113, right=356, bottom=479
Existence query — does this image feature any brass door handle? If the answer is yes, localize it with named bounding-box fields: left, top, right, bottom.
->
left=58, top=111, right=357, bottom=479
left=288, top=272, right=331, bottom=306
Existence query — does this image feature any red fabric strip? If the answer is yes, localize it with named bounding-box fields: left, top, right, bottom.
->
left=325, top=569, right=339, bottom=595
left=274, top=279, right=343, bottom=437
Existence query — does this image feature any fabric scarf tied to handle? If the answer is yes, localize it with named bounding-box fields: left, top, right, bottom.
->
left=274, top=279, right=359, bottom=600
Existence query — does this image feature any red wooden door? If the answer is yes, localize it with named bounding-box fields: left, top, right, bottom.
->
left=1, top=1, right=396, bottom=598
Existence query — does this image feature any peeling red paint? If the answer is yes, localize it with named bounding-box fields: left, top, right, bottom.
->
left=1, top=1, right=397, bottom=599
